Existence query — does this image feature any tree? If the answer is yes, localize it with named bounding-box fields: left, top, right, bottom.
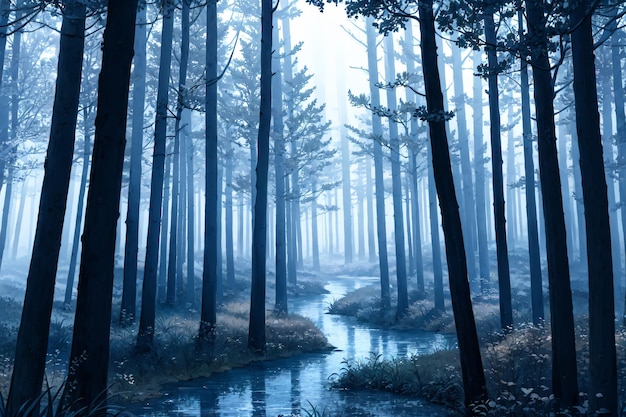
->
left=383, top=34, right=409, bottom=318
left=120, top=4, right=147, bottom=325
left=273, top=12, right=287, bottom=314
left=569, top=0, right=617, bottom=412
left=248, top=0, right=273, bottom=354
left=7, top=1, right=86, bottom=412
left=137, top=0, right=175, bottom=352
left=307, top=0, right=488, bottom=407
left=199, top=0, right=219, bottom=344
left=525, top=0, right=579, bottom=407
left=63, top=0, right=138, bottom=409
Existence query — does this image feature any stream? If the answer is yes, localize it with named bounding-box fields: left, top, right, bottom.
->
left=123, top=276, right=456, bottom=416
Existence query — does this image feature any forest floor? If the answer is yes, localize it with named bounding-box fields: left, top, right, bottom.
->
left=324, top=245, right=626, bottom=415
left=0, top=257, right=333, bottom=403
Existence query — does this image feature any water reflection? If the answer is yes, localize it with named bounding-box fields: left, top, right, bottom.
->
left=123, top=276, right=455, bottom=416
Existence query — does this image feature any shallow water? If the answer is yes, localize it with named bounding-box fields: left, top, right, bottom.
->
left=123, top=276, right=455, bottom=416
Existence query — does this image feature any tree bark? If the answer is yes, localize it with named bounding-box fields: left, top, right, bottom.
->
left=248, top=0, right=272, bottom=354
left=526, top=0, right=579, bottom=407
left=518, top=9, right=544, bottom=324
left=7, top=2, right=85, bottom=412
left=199, top=0, right=219, bottom=344
left=570, top=1, right=617, bottom=412
left=418, top=0, right=487, bottom=406
left=472, top=51, right=490, bottom=290
left=366, top=18, right=390, bottom=309
left=137, top=0, right=175, bottom=351
left=120, top=7, right=147, bottom=324
left=62, top=0, right=137, bottom=409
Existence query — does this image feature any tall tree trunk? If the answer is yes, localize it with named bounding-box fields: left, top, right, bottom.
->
left=383, top=34, right=408, bottom=317
left=526, top=0, right=579, bottom=407
left=273, top=15, right=287, bottom=314
left=311, top=179, right=320, bottom=270
left=199, top=0, right=219, bottom=343
left=570, top=120, right=587, bottom=266
left=404, top=20, right=425, bottom=294
left=65, top=108, right=91, bottom=308
left=506, top=100, right=517, bottom=245
left=137, top=0, right=175, bottom=351
left=225, top=131, right=235, bottom=285
left=518, top=9, right=544, bottom=324
left=62, top=0, right=137, bottom=409
left=120, top=7, right=146, bottom=324
left=0, top=158, right=13, bottom=267
left=473, top=51, right=489, bottom=289
left=366, top=18, right=390, bottom=309
left=427, top=138, right=444, bottom=311
left=357, top=162, right=366, bottom=261
left=610, top=8, right=626, bottom=326
left=418, top=0, right=487, bottom=406
left=7, top=2, right=85, bottom=412
left=185, top=109, right=195, bottom=304
left=570, top=1, right=617, bottom=412
left=10, top=178, right=27, bottom=260
left=167, top=0, right=191, bottom=306
left=158, top=148, right=172, bottom=301
left=248, top=0, right=272, bottom=354
left=451, top=40, right=478, bottom=288
left=558, top=120, right=575, bottom=263
left=366, top=157, right=376, bottom=262
left=484, top=12, right=512, bottom=330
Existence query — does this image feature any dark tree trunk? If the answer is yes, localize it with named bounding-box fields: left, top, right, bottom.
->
left=526, top=0, right=579, bottom=407
left=273, top=15, right=287, bottom=315
left=199, top=0, right=219, bottom=343
left=225, top=132, right=235, bottom=285
left=137, top=0, right=175, bottom=351
left=518, top=10, right=544, bottom=325
left=248, top=0, right=272, bottom=354
left=427, top=137, right=444, bottom=312
left=62, top=0, right=138, bottom=410
left=570, top=1, right=617, bottom=412
left=451, top=40, right=478, bottom=289
left=7, top=2, right=86, bottom=412
left=311, top=179, right=320, bottom=270
left=65, top=108, right=92, bottom=308
left=484, top=12, right=512, bottom=330
left=185, top=109, right=195, bottom=304
left=472, top=51, right=490, bottom=289
left=365, top=18, right=390, bottom=309
left=418, top=0, right=487, bottom=407
left=158, top=146, right=171, bottom=301
left=120, top=7, right=146, bottom=324
left=611, top=11, right=626, bottom=327
left=384, top=34, right=408, bottom=318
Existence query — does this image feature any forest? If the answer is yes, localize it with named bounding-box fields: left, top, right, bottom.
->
left=0, top=0, right=624, bottom=415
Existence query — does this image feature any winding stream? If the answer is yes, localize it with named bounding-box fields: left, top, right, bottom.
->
left=123, top=276, right=455, bottom=416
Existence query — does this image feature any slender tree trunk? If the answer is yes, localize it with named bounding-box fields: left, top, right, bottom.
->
left=65, top=109, right=91, bottom=308
left=570, top=120, right=587, bottom=266
left=158, top=145, right=171, bottom=301
left=120, top=7, right=146, bottom=324
left=570, top=2, right=617, bottom=412
left=366, top=18, right=390, bottom=309
left=383, top=34, right=408, bottom=318
left=507, top=100, right=517, bottom=245
left=225, top=131, right=235, bottom=285
left=451, top=40, right=478, bottom=288
left=273, top=16, right=287, bottom=314
left=357, top=162, right=366, bottom=261
left=365, top=157, right=376, bottom=262
left=185, top=109, right=195, bottom=304
left=62, top=0, right=137, bottom=409
left=518, top=10, right=544, bottom=324
left=7, top=2, right=86, bottom=412
left=418, top=0, right=487, bottom=406
left=427, top=138, right=444, bottom=311
left=484, top=12, right=512, bottom=330
left=404, top=20, right=424, bottom=293
left=473, top=51, right=489, bottom=289
left=311, top=179, right=320, bottom=270
left=199, top=0, right=219, bottom=344
left=611, top=13, right=626, bottom=327
left=248, top=0, right=272, bottom=354
left=137, top=0, right=175, bottom=351
left=0, top=160, right=13, bottom=267
left=11, top=178, right=27, bottom=260
left=526, top=0, right=579, bottom=407
left=167, top=0, right=190, bottom=306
